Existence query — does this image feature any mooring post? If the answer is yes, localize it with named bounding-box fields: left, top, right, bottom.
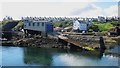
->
left=99, top=36, right=106, bottom=50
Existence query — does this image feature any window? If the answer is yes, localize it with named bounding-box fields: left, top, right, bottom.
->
left=37, top=22, right=39, bottom=26
left=29, top=23, right=31, bottom=26
left=42, top=22, right=44, bottom=26
left=24, top=25, right=26, bottom=28
left=33, top=23, right=35, bottom=26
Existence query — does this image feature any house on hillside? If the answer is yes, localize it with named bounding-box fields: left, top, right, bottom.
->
left=106, top=17, right=112, bottom=22
left=3, top=16, right=13, bottom=20
left=91, top=18, right=98, bottom=22
left=23, top=20, right=53, bottom=36
left=98, top=16, right=106, bottom=22
left=73, top=18, right=92, bottom=32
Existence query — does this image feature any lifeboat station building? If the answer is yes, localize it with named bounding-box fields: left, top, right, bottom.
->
left=23, top=20, right=53, bottom=36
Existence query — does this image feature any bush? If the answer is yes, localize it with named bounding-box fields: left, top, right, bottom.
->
left=89, top=25, right=99, bottom=32
left=53, top=20, right=73, bottom=28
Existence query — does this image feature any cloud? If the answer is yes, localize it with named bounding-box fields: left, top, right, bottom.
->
left=1, top=2, right=94, bottom=19
left=71, top=4, right=103, bottom=17
left=71, top=4, right=118, bottom=17
left=71, top=4, right=101, bottom=16
left=104, top=5, right=118, bottom=16
left=96, top=0, right=119, bottom=2
left=0, top=1, right=118, bottom=20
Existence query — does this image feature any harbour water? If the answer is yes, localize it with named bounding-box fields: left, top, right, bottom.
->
left=0, top=46, right=119, bottom=66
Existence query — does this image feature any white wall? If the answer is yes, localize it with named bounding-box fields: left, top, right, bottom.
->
left=73, top=20, right=80, bottom=30
left=73, top=20, right=88, bottom=31
left=98, top=16, right=106, bottom=22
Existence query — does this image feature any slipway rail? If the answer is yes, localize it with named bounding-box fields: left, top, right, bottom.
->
left=58, top=35, right=106, bottom=51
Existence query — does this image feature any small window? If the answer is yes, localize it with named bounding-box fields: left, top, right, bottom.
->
left=24, top=25, right=26, bottom=27
left=29, top=23, right=31, bottom=26
left=33, top=23, right=35, bottom=26
left=42, top=22, right=44, bottom=26
left=37, top=22, right=39, bottom=26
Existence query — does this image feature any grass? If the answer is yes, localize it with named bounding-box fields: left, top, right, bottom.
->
left=13, top=21, right=24, bottom=30
left=93, top=22, right=115, bottom=32
left=1, top=20, right=18, bottom=26
left=0, top=20, right=24, bottom=31
left=101, top=31, right=108, bottom=35
left=53, top=20, right=73, bottom=28
left=105, top=39, right=116, bottom=43
left=83, top=46, right=94, bottom=51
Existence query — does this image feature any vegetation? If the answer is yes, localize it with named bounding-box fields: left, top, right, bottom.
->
left=13, top=21, right=24, bottom=31
left=0, top=19, right=119, bottom=33
left=53, top=20, right=119, bottom=33
left=105, top=39, right=116, bottom=43
left=110, top=21, right=120, bottom=26
left=0, top=20, right=13, bottom=29
left=53, top=20, right=73, bottom=28
left=88, top=21, right=120, bottom=36
left=93, top=22, right=114, bottom=32
left=83, top=46, right=94, bottom=51
left=0, top=20, right=24, bottom=31
left=1, top=20, right=18, bottom=26
left=89, top=25, right=99, bottom=32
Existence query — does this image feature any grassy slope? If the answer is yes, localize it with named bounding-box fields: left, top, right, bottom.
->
left=13, top=21, right=24, bottom=30
left=0, top=20, right=24, bottom=31
left=53, top=20, right=73, bottom=28
left=93, top=22, right=117, bottom=32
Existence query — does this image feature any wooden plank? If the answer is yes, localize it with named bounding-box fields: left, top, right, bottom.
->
left=58, top=35, right=81, bottom=47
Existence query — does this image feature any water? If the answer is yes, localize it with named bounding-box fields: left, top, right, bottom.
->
left=0, top=46, right=119, bottom=66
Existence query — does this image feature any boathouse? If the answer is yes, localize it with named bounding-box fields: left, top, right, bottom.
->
left=24, top=20, right=53, bottom=36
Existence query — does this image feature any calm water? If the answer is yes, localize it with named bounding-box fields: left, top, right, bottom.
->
left=0, top=46, right=119, bottom=66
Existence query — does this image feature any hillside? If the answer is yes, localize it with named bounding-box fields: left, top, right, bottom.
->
left=0, top=20, right=24, bottom=31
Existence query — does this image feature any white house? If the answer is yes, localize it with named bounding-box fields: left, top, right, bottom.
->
left=73, top=18, right=92, bottom=31
left=3, top=16, right=13, bottom=20
left=98, top=16, right=106, bottom=22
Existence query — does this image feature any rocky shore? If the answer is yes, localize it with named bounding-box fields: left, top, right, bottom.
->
left=2, top=35, right=70, bottom=49
left=1, top=33, right=120, bottom=51
left=66, top=35, right=120, bottom=50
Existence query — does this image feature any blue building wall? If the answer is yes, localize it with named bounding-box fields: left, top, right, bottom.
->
left=45, top=23, right=53, bottom=33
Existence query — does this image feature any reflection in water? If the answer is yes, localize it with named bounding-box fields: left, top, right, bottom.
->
left=23, top=47, right=108, bottom=66
left=23, top=47, right=71, bottom=66
left=24, top=47, right=53, bottom=66
left=1, top=46, right=118, bottom=66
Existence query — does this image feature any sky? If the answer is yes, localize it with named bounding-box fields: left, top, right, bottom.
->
left=0, top=0, right=119, bottom=20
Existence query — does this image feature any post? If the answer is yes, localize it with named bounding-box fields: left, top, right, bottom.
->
left=99, top=36, right=106, bottom=50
